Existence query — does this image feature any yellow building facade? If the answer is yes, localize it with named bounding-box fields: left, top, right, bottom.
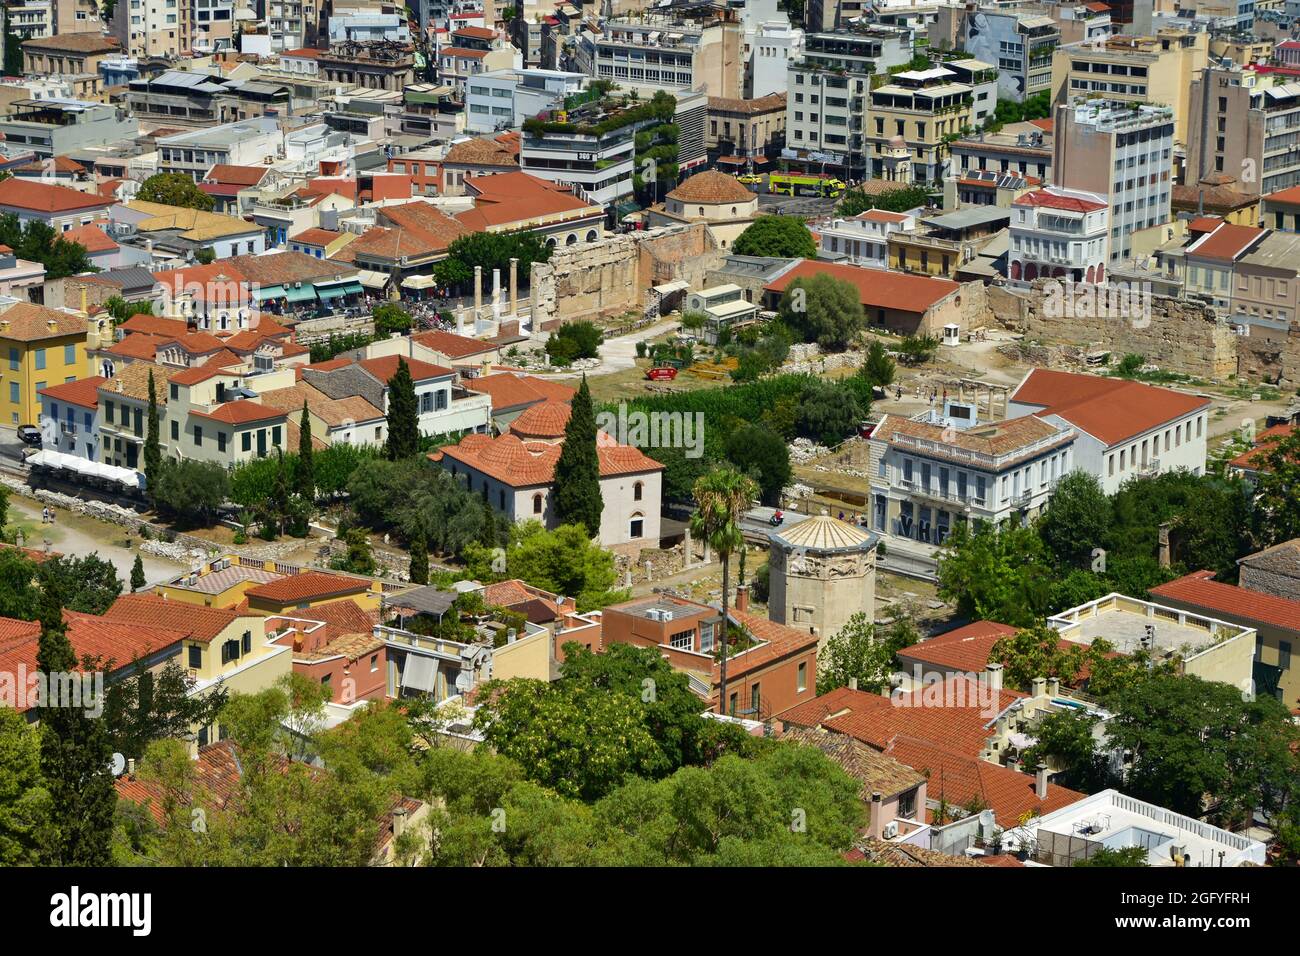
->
left=0, top=303, right=98, bottom=428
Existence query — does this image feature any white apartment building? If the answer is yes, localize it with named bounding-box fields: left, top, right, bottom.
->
left=817, top=209, right=916, bottom=267
left=588, top=15, right=742, bottom=99
left=1008, top=187, right=1109, bottom=287
left=113, top=0, right=193, bottom=58
left=520, top=118, right=634, bottom=207
left=465, top=68, right=585, bottom=135
left=157, top=117, right=284, bottom=181
left=1008, top=369, right=1212, bottom=494
left=1053, top=100, right=1175, bottom=263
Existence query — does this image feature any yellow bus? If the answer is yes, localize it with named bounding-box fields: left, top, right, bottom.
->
left=768, top=173, right=846, bottom=198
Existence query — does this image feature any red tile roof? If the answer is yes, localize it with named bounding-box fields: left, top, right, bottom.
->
left=38, top=375, right=107, bottom=408
left=0, top=177, right=113, bottom=213
left=765, top=261, right=960, bottom=316
left=292, top=227, right=345, bottom=247
left=896, top=621, right=1019, bottom=673
left=508, top=400, right=571, bottom=439
left=457, top=172, right=597, bottom=230
left=1014, top=189, right=1106, bottom=213
left=1227, top=423, right=1296, bottom=473
left=413, top=328, right=498, bottom=358
left=359, top=354, right=453, bottom=383
left=1187, top=222, right=1266, bottom=262
left=119, top=314, right=188, bottom=338
left=63, top=222, right=118, bottom=253
left=204, top=164, right=271, bottom=186
left=435, top=429, right=663, bottom=486
left=102, top=593, right=243, bottom=644
left=885, top=736, right=1084, bottom=822
left=245, top=571, right=371, bottom=605
left=462, top=371, right=575, bottom=411
left=1150, top=571, right=1300, bottom=635
left=1009, top=368, right=1211, bottom=447
left=190, top=400, right=286, bottom=425
left=780, top=678, right=1027, bottom=757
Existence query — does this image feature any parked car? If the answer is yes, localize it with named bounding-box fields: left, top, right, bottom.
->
left=16, top=424, right=42, bottom=447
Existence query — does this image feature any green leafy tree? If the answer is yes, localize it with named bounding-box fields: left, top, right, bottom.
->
left=1106, top=675, right=1299, bottom=823
left=724, top=423, right=791, bottom=506
left=151, top=459, right=230, bottom=528
left=130, top=554, right=146, bottom=593
left=732, top=215, right=817, bottom=259
left=332, top=528, right=377, bottom=576
left=0, top=215, right=96, bottom=279
left=1039, top=470, right=1111, bottom=571
left=408, top=532, right=429, bottom=586
left=862, top=339, right=896, bottom=388
left=0, top=706, right=51, bottom=866
left=691, top=466, right=759, bottom=714
left=102, top=658, right=228, bottom=762
left=818, top=613, right=900, bottom=694
left=373, top=303, right=413, bottom=335
left=34, top=584, right=116, bottom=865
left=937, top=521, right=1053, bottom=627
left=295, top=402, right=315, bottom=500
left=551, top=376, right=602, bottom=537
left=1021, top=709, right=1116, bottom=794
left=137, top=172, right=216, bottom=211
left=837, top=184, right=929, bottom=217
left=384, top=357, right=420, bottom=461
left=144, top=370, right=161, bottom=499
left=1073, top=846, right=1151, bottom=867
left=546, top=321, right=603, bottom=365
left=778, top=273, right=863, bottom=351
left=36, top=553, right=122, bottom=615
left=0, top=549, right=36, bottom=619
left=795, top=379, right=866, bottom=446
left=506, top=522, right=625, bottom=610
left=1253, top=428, right=1300, bottom=547
left=896, top=334, right=939, bottom=365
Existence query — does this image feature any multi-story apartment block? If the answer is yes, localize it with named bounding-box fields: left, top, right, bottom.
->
left=1008, top=186, right=1110, bottom=286
left=1050, top=30, right=1208, bottom=147
left=0, top=302, right=98, bottom=428
left=784, top=25, right=912, bottom=179
left=193, top=0, right=237, bottom=54
left=1053, top=99, right=1175, bottom=263
left=261, top=0, right=312, bottom=51
left=1226, top=228, right=1300, bottom=342
left=437, top=25, right=520, bottom=97
left=464, top=69, right=585, bottom=135
left=589, top=13, right=744, bottom=99
left=6, top=1, right=52, bottom=40
left=320, top=39, right=416, bottom=92
left=818, top=209, right=916, bottom=267
left=868, top=404, right=1079, bottom=543
left=0, top=99, right=138, bottom=161
left=933, top=6, right=1059, bottom=103
left=156, top=118, right=284, bottom=181
left=21, top=31, right=120, bottom=78
left=947, top=120, right=1053, bottom=183
left=111, top=0, right=193, bottom=58
left=38, top=375, right=102, bottom=461
left=519, top=104, right=636, bottom=207
left=867, top=66, right=977, bottom=184
left=707, top=93, right=786, bottom=164
left=1187, top=64, right=1300, bottom=198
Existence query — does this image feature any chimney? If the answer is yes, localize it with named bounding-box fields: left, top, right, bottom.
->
left=1031, top=676, right=1047, bottom=699
left=735, top=584, right=749, bottom=612
left=869, top=791, right=883, bottom=839
left=392, top=806, right=408, bottom=841
left=1158, top=522, right=1171, bottom=568
left=848, top=676, right=859, bottom=691
left=127, top=757, right=135, bottom=777
left=1035, top=764, right=1049, bottom=800
left=1046, top=677, right=1060, bottom=697
left=985, top=662, right=1003, bottom=693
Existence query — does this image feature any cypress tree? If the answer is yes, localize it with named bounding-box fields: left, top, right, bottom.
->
left=144, top=370, right=161, bottom=499
left=408, top=532, right=429, bottom=586
left=385, top=358, right=419, bottom=460
left=35, top=581, right=116, bottom=865
left=130, top=554, right=145, bottom=593
left=551, top=375, right=603, bottom=537
left=296, top=401, right=315, bottom=499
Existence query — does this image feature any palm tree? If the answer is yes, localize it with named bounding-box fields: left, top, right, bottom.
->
left=690, top=466, right=759, bottom=716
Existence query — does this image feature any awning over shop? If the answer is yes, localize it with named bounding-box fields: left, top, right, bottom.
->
left=283, top=285, right=316, bottom=303
left=317, top=280, right=363, bottom=299
left=401, top=654, right=439, bottom=693
left=614, top=199, right=640, bottom=220
left=26, top=449, right=146, bottom=491
left=357, top=270, right=389, bottom=290
left=253, top=284, right=285, bottom=302
left=401, top=274, right=435, bottom=290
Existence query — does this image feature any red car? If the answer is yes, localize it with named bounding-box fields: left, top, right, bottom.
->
left=646, top=366, right=678, bottom=381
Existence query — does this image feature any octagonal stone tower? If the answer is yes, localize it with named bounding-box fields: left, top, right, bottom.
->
left=768, top=514, right=878, bottom=654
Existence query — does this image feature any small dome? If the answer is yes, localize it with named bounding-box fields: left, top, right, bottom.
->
left=666, top=171, right=755, bottom=205
left=772, top=515, right=876, bottom=553
left=509, top=400, right=571, bottom=439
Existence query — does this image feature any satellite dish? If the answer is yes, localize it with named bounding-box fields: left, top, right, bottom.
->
left=109, top=752, right=126, bottom=776
left=978, top=809, right=995, bottom=829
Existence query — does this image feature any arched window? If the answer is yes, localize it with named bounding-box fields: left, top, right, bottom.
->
left=629, top=512, right=644, bottom=539
left=731, top=206, right=737, bottom=215
left=633, top=481, right=643, bottom=501
left=698, top=206, right=705, bottom=216
left=1009, top=260, right=1022, bottom=282
left=566, top=234, right=578, bottom=245
left=533, top=493, right=543, bottom=514
left=1024, top=263, right=1039, bottom=282
left=586, top=229, right=598, bottom=242
left=1086, top=265, right=1096, bottom=284
left=546, top=237, right=556, bottom=248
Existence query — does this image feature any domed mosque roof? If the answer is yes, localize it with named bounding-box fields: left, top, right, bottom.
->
left=771, top=514, right=877, bottom=554
left=667, top=171, right=756, bottom=205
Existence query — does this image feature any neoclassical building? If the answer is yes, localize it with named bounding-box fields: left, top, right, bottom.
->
left=645, top=171, right=759, bottom=249
left=768, top=514, right=878, bottom=654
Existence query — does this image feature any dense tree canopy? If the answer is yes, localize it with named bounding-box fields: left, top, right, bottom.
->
left=732, top=215, right=818, bottom=259
left=137, top=172, right=215, bottom=211
left=777, top=273, right=864, bottom=351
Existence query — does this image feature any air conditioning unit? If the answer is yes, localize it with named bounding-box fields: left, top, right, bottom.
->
left=882, top=821, right=900, bottom=839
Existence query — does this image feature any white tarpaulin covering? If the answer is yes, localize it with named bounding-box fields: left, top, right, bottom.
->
left=358, top=270, right=389, bottom=289
left=401, top=274, right=435, bottom=290
left=27, top=449, right=146, bottom=490
left=401, top=655, right=439, bottom=693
